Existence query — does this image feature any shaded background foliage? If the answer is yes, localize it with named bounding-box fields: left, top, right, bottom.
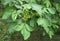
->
left=0, top=0, right=60, bottom=41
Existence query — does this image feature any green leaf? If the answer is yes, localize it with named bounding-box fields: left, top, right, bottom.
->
left=30, top=19, right=35, bottom=27
left=32, top=4, right=43, bottom=15
left=22, top=4, right=31, bottom=9
left=12, top=10, right=21, bottom=21
left=37, top=18, right=50, bottom=33
left=37, top=18, right=54, bottom=38
left=20, top=23, right=33, bottom=40
left=15, top=4, right=22, bottom=9
left=47, top=8, right=56, bottom=14
left=8, top=23, right=16, bottom=33
left=25, top=24, right=34, bottom=31
left=14, top=23, right=24, bottom=31
left=44, top=27, right=50, bottom=34
left=37, top=18, right=50, bottom=26
left=48, top=31, right=54, bottom=38
left=1, top=0, right=14, bottom=5
left=21, top=26, right=30, bottom=40
left=20, top=0, right=30, bottom=3
left=30, top=0, right=36, bottom=3
left=20, top=0, right=36, bottom=3
left=12, top=10, right=17, bottom=21
left=53, top=25, right=59, bottom=29
left=55, top=3, right=60, bottom=12
left=43, top=8, right=49, bottom=13
left=2, top=6, right=14, bottom=19
left=43, top=0, right=51, bottom=7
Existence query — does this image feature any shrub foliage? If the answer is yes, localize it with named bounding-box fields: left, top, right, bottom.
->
left=0, top=0, right=60, bottom=40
